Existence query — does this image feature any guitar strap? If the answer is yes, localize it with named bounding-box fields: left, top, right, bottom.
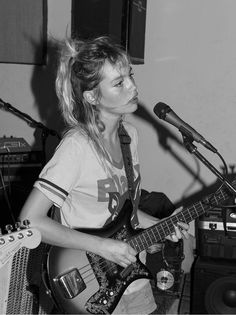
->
left=118, top=120, right=135, bottom=205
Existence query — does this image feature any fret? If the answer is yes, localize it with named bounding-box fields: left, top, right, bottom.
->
left=145, top=230, right=154, bottom=245
left=134, top=235, right=142, bottom=251
left=152, top=224, right=165, bottom=243
left=162, top=219, right=172, bottom=236
left=137, top=234, right=147, bottom=252
left=153, top=225, right=163, bottom=243
left=192, top=204, right=200, bottom=219
left=142, top=231, right=152, bottom=248
left=218, top=189, right=226, bottom=202
left=179, top=211, right=187, bottom=223
left=192, top=204, right=199, bottom=218
left=159, top=222, right=166, bottom=237
left=211, top=194, right=219, bottom=204
left=127, top=178, right=236, bottom=254
left=129, top=239, right=141, bottom=252
left=169, top=216, right=177, bottom=229
left=150, top=226, right=159, bottom=243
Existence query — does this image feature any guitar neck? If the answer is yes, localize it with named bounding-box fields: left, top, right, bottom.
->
left=128, top=180, right=234, bottom=253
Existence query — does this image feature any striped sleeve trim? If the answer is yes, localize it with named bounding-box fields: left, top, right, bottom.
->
left=37, top=178, right=68, bottom=201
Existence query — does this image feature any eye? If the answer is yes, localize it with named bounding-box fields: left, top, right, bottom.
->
left=114, top=80, right=123, bottom=87
left=129, top=71, right=135, bottom=82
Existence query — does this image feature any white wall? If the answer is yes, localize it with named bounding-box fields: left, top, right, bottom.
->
left=131, top=0, right=236, bottom=204
left=0, top=0, right=235, bottom=216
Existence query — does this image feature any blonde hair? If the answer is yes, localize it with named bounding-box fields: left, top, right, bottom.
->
left=55, top=36, right=130, bottom=173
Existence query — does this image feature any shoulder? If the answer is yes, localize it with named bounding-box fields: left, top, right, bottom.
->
left=57, top=129, right=90, bottom=151
left=51, top=130, right=93, bottom=162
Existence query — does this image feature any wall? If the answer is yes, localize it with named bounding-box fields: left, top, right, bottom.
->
left=0, top=0, right=71, bottom=158
left=0, top=0, right=235, bottom=225
left=131, top=0, right=236, bottom=205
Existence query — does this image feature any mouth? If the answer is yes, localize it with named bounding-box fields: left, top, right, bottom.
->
left=130, top=94, right=139, bottom=103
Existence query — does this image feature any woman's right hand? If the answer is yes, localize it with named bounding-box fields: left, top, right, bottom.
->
left=97, top=238, right=137, bottom=268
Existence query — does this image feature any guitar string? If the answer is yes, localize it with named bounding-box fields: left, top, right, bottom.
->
left=128, top=189, right=226, bottom=252
left=75, top=210, right=205, bottom=284
left=75, top=185, right=232, bottom=284
left=78, top=207, right=200, bottom=285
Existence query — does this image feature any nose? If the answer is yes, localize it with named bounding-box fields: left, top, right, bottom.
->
left=126, top=77, right=137, bottom=92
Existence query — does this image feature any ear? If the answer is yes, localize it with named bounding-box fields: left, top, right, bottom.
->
left=83, top=90, right=97, bottom=105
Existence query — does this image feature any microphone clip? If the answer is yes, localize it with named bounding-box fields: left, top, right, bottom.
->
left=179, top=126, right=197, bottom=154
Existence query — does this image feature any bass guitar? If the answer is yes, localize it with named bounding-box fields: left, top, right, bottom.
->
left=46, top=180, right=235, bottom=314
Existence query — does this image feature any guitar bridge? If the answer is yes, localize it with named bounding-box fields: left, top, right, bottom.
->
left=53, top=268, right=86, bottom=299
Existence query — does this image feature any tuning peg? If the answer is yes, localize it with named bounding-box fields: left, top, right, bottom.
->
left=15, top=221, right=21, bottom=231
left=5, top=224, right=13, bottom=234
left=23, top=219, right=30, bottom=228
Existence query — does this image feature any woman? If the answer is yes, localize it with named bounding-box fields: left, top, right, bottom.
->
left=20, top=36, right=189, bottom=314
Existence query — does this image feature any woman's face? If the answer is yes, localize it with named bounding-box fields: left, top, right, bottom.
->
left=97, top=60, right=138, bottom=118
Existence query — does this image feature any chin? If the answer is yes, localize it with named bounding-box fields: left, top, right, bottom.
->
left=129, top=103, right=138, bottom=113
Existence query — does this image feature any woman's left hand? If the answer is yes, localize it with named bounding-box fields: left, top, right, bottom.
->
left=166, top=207, right=189, bottom=242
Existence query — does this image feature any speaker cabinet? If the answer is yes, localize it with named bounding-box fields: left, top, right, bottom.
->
left=71, top=0, right=147, bottom=64
left=191, top=257, right=236, bottom=314
left=0, top=151, right=43, bottom=230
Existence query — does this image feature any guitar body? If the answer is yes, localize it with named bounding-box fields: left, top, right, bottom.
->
left=46, top=200, right=152, bottom=314
left=45, top=179, right=235, bottom=314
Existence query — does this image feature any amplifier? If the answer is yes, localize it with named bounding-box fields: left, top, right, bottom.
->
left=0, top=149, right=43, bottom=230
left=0, top=136, right=31, bottom=153
left=0, top=151, right=43, bottom=182
left=197, top=208, right=236, bottom=259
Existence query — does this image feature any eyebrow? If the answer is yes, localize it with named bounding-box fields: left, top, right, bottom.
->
left=111, top=66, right=133, bottom=83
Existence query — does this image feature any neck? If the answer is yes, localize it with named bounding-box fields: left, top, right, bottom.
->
left=102, top=117, right=122, bottom=142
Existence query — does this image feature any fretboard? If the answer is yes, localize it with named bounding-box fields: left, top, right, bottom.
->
left=128, top=179, right=235, bottom=253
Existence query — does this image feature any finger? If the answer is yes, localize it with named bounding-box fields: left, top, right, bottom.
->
left=128, top=245, right=137, bottom=256
left=128, top=254, right=137, bottom=263
left=177, top=221, right=189, bottom=230
left=119, top=261, right=129, bottom=268
left=174, top=225, right=182, bottom=239
left=172, top=206, right=183, bottom=215
left=170, top=234, right=179, bottom=242
left=167, top=231, right=179, bottom=242
left=180, top=228, right=189, bottom=239
left=119, top=257, right=134, bottom=268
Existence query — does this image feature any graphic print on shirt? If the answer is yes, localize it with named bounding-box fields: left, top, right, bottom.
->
left=98, top=164, right=141, bottom=227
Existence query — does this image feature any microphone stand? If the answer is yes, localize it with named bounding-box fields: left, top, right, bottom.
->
left=180, top=127, right=236, bottom=195
left=0, top=98, right=61, bottom=165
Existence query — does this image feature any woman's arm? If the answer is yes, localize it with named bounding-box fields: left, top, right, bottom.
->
left=19, top=187, right=137, bottom=267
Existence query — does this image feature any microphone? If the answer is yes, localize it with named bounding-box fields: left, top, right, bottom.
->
left=153, top=102, right=218, bottom=153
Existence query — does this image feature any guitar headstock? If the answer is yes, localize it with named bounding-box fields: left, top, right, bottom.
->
left=0, top=221, right=41, bottom=269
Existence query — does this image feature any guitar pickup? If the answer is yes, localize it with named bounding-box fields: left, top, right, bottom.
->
left=53, top=268, right=86, bottom=299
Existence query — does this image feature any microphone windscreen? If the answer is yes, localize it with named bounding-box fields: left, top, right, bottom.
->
left=153, top=102, right=171, bottom=120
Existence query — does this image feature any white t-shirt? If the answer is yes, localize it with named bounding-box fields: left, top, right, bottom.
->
left=34, top=121, right=149, bottom=293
